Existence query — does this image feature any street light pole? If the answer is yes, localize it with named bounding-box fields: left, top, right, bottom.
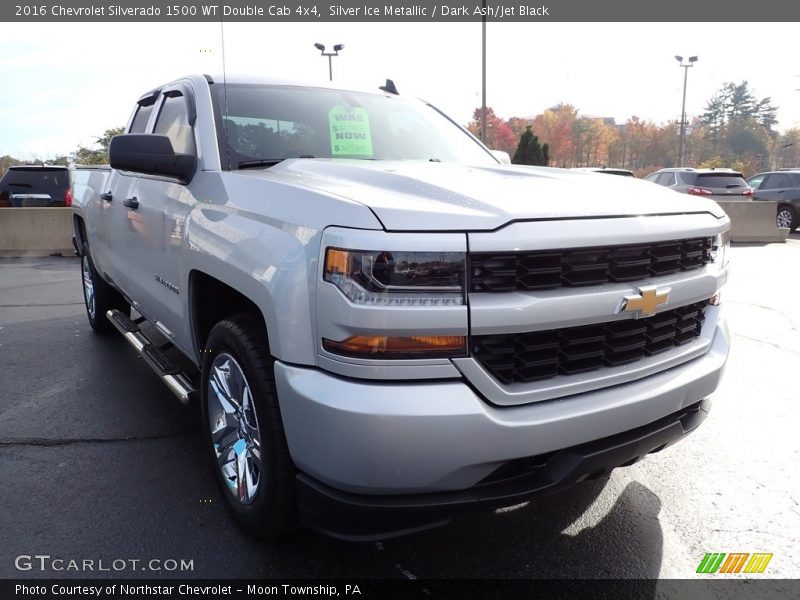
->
left=481, top=0, right=487, bottom=144
left=675, top=55, right=698, bottom=166
left=314, top=43, right=345, bottom=82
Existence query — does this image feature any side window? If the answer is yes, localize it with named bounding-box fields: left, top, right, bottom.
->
left=644, top=173, right=660, bottom=183
left=153, top=93, right=196, bottom=155
left=763, top=174, right=791, bottom=189
left=776, top=174, right=792, bottom=189
left=747, top=174, right=765, bottom=190
left=129, top=101, right=155, bottom=134
left=657, top=173, right=676, bottom=186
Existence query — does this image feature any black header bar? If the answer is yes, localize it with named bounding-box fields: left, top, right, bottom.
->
left=3, top=0, right=800, bottom=22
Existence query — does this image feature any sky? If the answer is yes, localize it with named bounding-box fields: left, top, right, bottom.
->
left=1, top=21, right=799, bottom=159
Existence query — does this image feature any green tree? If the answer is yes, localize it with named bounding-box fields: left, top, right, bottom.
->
left=699, top=82, right=778, bottom=167
left=71, top=126, right=125, bottom=165
left=0, top=155, right=22, bottom=178
left=512, top=126, right=549, bottom=166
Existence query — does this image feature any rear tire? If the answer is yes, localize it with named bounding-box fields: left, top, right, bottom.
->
left=200, top=315, right=295, bottom=537
left=81, top=242, right=130, bottom=334
left=776, top=205, right=797, bottom=231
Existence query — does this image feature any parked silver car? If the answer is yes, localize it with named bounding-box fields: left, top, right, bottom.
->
left=644, top=168, right=753, bottom=200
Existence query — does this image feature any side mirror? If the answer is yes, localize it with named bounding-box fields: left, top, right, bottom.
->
left=490, top=149, right=511, bottom=164
left=109, top=134, right=196, bottom=183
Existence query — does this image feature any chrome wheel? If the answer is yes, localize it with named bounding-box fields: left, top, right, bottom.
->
left=777, top=208, right=794, bottom=229
left=207, top=353, right=262, bottom=505
left=81, top=256, right=95, bottom=319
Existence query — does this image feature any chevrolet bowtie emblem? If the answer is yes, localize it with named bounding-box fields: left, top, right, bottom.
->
left=621, top=286, right=670, bottom=318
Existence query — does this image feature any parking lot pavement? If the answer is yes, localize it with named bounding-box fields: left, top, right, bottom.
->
left=1, top=237, right=798, bottom=581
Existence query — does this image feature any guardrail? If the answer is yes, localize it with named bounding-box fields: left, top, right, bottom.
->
left=0, top=201, right=789, bottom=257
left=712, top=199, right=789, bottom=243
left=0, top=208, right=74, bottom=257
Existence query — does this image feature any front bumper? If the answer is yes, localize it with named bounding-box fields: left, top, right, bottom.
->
left=275, top=314, right=728, bottom=496
left=296, top=398, right=710, bottom=540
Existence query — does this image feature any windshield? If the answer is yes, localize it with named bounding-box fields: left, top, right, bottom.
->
left=211, top=84, right=496, bottom=169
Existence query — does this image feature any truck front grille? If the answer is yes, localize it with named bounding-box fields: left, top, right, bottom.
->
left=472, top=301, right=708, bottom=385
left=469, top=237, right=713, bottom=292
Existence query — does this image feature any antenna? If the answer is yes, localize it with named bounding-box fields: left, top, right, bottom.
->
left=220, top=22, right=231, bottom=170
left=379, top=79, right=399, bottom=95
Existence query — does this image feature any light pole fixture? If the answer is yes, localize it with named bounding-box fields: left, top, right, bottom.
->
left=314, top=42, right=344, bottom=82
left=675, top=55, right=698, bottom=166
left=481, top=0, right=487, bottom=144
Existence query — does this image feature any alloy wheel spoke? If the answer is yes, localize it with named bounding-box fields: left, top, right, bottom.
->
left=243, top=450, right=259, bottom=501
left=211, top=419, right=238, bottom=451
left=82, top=259, right=95, bottom=317
left=241, top=386, right=258, bottom=429
left=210, top=364, right=238, bottom=413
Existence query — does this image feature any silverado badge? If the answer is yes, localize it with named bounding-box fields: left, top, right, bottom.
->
left=621, top=286, right=670, bottom=318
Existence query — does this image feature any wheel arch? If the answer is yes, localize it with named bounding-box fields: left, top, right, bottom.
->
left=73, top=215, right=88, bottom=255
left=188, top=270, right=271, bottom=360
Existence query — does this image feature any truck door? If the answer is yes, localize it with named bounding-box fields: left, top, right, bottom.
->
left=118, top=85, right=198, bottom=345
left=94, top=94, right=157, bottom=291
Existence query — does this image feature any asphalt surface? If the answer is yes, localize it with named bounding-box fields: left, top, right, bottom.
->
left=1, top=237, right=799, bottom=584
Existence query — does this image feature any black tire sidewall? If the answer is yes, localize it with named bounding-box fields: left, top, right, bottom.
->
left=81, top=245, right=113, bottom=332
left=200, top=317, right=293, bottom=533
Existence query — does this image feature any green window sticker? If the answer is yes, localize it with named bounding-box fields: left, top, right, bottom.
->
left=329, top=105, right=374, bottom=157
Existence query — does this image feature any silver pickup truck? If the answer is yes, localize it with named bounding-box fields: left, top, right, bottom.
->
left=72, top=74, right=731, bottom=540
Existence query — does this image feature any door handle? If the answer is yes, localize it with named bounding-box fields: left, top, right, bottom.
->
left=100, top=191, right=113, bottom=202
left=123, top=197, right=139, bottom=209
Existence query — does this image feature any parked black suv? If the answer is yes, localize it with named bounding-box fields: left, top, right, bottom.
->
left=644, top=168, right=752, bottom=201
left=0, top=165, right=72, bottom=207
left=747, top=170, right=800, bottom=231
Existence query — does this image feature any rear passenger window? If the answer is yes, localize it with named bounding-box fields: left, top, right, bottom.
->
left=129, top=101, right=155, bottom=134
left=657, top=173, right=676, bottom=186
left=764, top=174, right=792, bottom=189
left=154, top=94, right=196, bottom=155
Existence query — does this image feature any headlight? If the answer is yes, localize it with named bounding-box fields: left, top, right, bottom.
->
left=323, top=248, right=465, bottom=306
left=710, top=230, right=730, bottom=267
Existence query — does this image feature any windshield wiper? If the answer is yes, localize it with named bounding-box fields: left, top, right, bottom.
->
left=238, top=159, right=286, bottom=169
left=237, top=156, right=315, bottom=170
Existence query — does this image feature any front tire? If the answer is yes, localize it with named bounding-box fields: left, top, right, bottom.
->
left=776, top=205, right=797, bottom=231
left=81, top=243, right=130, bottom=334
left=200, top=315, right=295, bottom=537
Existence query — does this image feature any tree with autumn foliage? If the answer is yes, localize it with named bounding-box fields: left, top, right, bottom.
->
left=531, top=104, right=578, bottom=167
left=466, top=107, right=517, bottom=156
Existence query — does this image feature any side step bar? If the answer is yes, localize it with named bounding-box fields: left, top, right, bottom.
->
left=106, top=309, right=198, bottom=405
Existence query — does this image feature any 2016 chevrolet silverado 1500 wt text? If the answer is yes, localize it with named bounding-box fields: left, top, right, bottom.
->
left=72, top=74, right=731, bottom=540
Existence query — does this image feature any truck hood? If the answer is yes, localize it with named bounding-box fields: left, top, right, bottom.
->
left=242, top=159, right=727, bottom=231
